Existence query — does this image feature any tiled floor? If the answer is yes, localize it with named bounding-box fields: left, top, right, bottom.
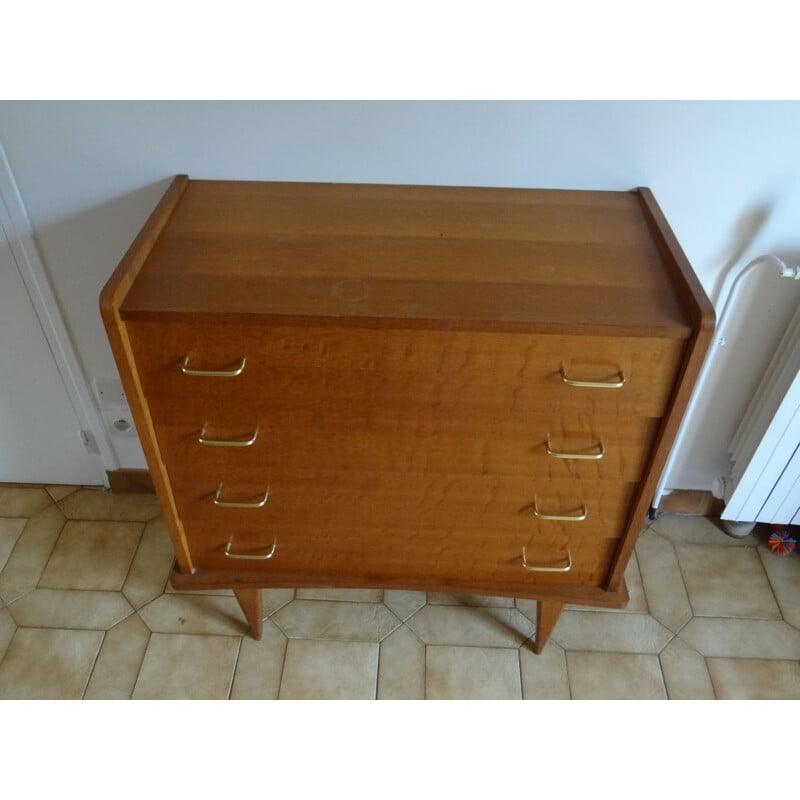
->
left=1, top=483, right=800, bottom=699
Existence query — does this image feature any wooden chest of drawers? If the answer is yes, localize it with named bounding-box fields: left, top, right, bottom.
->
left=100, top=177, right=713, bottom=652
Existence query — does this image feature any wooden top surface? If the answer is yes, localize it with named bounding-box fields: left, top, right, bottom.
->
left=119, top=180, right=695, bottom=337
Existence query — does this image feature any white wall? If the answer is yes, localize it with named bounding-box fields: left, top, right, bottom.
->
left=1, top=100, right=798, bottom=484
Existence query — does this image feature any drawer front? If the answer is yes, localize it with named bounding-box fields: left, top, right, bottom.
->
left=154, top=409, right=661, bottom=483
left=129, top=321, right=684, bottom=419
left=184, top=518, right=620, bottom=588
left=170, top=471, right=637, bottom=540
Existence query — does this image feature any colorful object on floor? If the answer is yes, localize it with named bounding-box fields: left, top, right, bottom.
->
left=768, top=525, right=797, bottom=555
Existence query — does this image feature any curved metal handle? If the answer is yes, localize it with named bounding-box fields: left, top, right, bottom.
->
left=199, top=426, right=259, bottom=447
left=546, top=435, right=605, bottom=460
left=181, top=355, right=247, bottom=377
left=560, top=364, right=626, bottom=389
left=224, top=538, right=276, bottom=560
left=532, top=497, right=588, bottom=521
left=521, top=547, right=573, bottom=573
left=213, top=483, right=269, bottom=508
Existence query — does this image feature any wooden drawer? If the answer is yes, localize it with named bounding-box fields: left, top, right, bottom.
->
left=170, top=470, right=638, bottom=540
left=129, top=321, right=685, bottom=419
left=184, top=518, right=620, bottom=588
left=154, top=407, right=661, bottom=483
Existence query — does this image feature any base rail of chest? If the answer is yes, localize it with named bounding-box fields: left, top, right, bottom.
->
left=169, top=565, right=629, bottom=653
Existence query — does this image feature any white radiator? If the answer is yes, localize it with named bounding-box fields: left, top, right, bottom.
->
left=721, top=304, right=800, bottom=524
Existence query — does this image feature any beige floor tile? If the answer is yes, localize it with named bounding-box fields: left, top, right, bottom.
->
left=0, top=506, right=66, bottom=605
left=165, top=584, right=233, bottom=596
left=0, top=518, right=28, bottom=577
left=162, top=585, right=294, bottom=614
left=567, top=652, right=667, bottom=700
left=46, top=485, right=81, bottom=502
left=650, top=514, right=756, bottom=547
left=426, top=645, right=521, bottom=700
left=406, top=605, right=535, bottom=648
left=520, top=640, right=570, bottom=699
left=279, top=639, right=379, bottom=699
left=383, top=590, right=426, bottom=621
left=230, top=619, right=288, bottom=700
left=676, top=544, right=780, bottom=619
left=551, top=610, right=673, bottom=654
left=378, top=624, right=425, bottom=699
left=679, top=617, right=800, bottom=659
left=0, top=627, right=104, bottom=699
left=132, top=633, right=240, bottom=700
left=635, top=528, right=693, bottom=632
left=622, top=551, right=649, bottom=612
left=262, top=589, right=296, bottom=616
left=58, top=488, right=161, bottom=522
left=0, top=486, right=53, bottom=517
left=758, top=544, right=800, bottom=628
left=138, top=594, right=250, bottom=636
left=122, top=516, right=176, bottom=608
left=707, top=657, right=800, bottom=699
left=514, top=598, right=538, bottom=624
left=8, top=588, right=134, bottom=630
left=84, top=613, right=151, bottom=699
left=566, top=552, right=648, bottom=614
left=0, top=607, right=16, bottom=662
left=659, top=637, right=715, bottom=699
left=296, top=587, right=383, bottom=603
left=428, top=593, right=515, bottom=608
left=40, top=519, right=143, bottom=591
left=272, top=599, right=401, bottom=641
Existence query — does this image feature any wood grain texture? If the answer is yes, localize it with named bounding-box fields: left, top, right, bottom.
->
left=120, top=181, right=693, bottom=337
left=154, top=410, right=662, bottom=483
left=170, top=470, right=637, bottom=541
left=186, top=523, right=620, bottom=589
left=129, top=322, right=686, bottom=419
left=102, top=178, right=714, bottom=649
left=534, top=600, right=565, bottom=654
left=232, top=589, right=263, bottom=640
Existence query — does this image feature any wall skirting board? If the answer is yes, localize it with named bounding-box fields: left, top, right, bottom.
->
left=654, top=490, right=724, bottom=517
left=106, top=469, right=154, bottom=493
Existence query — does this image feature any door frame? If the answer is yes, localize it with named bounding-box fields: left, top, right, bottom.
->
left=0, top=140, right=114, bottom=485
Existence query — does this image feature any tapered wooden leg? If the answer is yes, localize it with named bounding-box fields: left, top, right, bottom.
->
left=233, top=588, right=263, bottom=639
left=534, top=600, right=564, bottom=654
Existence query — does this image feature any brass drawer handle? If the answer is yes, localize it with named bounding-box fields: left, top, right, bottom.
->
left=224, top=538, right=277, bottom=560
left=533, top=497, right=588, bottom=521
left=213, top=483, right=269, bottom=508
left=521, top=547, right=573, bottom=573
left=181, top=355, right=247, bottom=377
left=560, top=364, right=626, bottom=389
left=546, top=435, right=605, bottom=460
left=199, top=425, right=259, bottom=447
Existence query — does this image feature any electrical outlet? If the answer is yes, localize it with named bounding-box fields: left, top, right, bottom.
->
left=94, top=379, right=127, bottom=408
left=101, top=407, right=138, bottom=437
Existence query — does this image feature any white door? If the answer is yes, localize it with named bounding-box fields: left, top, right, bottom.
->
left=0, top=224, right=104, bottom=484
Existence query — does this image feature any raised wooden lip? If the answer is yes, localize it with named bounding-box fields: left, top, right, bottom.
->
left=115, top=178, right=696, bottom=339
left=100, top=175, right=190, bottom=323
left=603, top=187, right=716, bottom=590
